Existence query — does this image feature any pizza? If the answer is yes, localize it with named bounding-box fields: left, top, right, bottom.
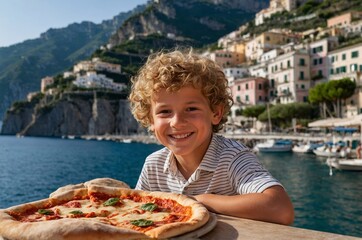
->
left=0, top=180, right=210, bottom=239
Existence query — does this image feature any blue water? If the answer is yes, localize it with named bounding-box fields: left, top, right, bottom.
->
left=0, top=136, right=361, bottom=238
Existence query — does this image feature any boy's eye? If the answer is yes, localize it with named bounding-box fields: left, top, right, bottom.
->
left=186, top=107, right=198, bottom=111
left=157, top=109, right=171, bottom=114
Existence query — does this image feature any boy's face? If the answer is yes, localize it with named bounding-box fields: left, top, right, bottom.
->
left=150, top=86, right=223, bottom=161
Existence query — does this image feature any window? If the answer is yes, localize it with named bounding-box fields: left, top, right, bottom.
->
left=301, top=84, right=305, bottom=89
left=319, top=58, right=323, bottom=64
left=318, top=70, right=323, bottom=77
left=271, top=79, right=275, bottom=88
left=330, top=69, right=334, bottom=75
left=237, top=86, right=241, bottom=91
left=245, top=95, right=249, bottom=102
left=245, top=84, right=249, bottom=90
left=300, top=71, right=304, bottom=80
left=258, top=83, right=262, bottom=90
left=236, top=96, right=241, bottom=102
left=284, top=75, right=288, bottom=82
left=342, top=53, right=346, bottom=60
left=313, top=59, right=318, bottom=65
left=351, top=64, right=358, bottom=72
left=352, top=51, right=359, bottom=58
left=287, top=60, right=291, bottom=67
left=299, top=58, right=305, bottom=66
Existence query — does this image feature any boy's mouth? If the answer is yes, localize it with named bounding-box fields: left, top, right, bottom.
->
left=169, top=133, right=193, bottom=139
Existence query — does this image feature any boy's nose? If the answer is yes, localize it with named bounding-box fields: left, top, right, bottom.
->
left=170, top=113, right=187, bottom=128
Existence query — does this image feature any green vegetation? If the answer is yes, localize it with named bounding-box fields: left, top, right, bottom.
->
left=260, top=103, right=319, bottom=128
left=309, top=78, right=356, bottom=118
left=241, top=0, right=362, bottom=35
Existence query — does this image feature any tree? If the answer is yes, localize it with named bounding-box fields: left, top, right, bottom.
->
left=309, top=78, right=356, bottom=118
left=258, top=103, right=319, bottom=129
left=242, top=105, right=266, bottom=118
left=325, top=78, right=356, bottom=117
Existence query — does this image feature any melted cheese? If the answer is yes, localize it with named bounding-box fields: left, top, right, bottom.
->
left=35, top=198, right=171, bottom=224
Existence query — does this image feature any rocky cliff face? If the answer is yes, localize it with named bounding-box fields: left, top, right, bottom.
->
left=1, top=93, right=140, bottom=137
left=109, top=0, right=267, bottom=47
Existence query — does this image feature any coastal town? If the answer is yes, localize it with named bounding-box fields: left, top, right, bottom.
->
left=17, top=1, right=362, bottom=168
left=34, top=0, right=362, bottom=125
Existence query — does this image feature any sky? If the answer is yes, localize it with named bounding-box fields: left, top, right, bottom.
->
left=0, top=0, right=148, bottom=47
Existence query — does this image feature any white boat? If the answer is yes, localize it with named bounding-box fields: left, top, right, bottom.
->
left=292, top=142, right=323, bottom=153
left=254, top=139, right=292, bottom=153
left=312, top=145, right=342, bottom=157
left=326, top=158, right=362, bottom=171
left=122, top=138, right=133, bottom=143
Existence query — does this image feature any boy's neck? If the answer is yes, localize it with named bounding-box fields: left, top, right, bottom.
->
left=173, top=154, right=201, bottom=180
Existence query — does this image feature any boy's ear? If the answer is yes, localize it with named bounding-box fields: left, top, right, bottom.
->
left=211, top=105, right=224, bottom=125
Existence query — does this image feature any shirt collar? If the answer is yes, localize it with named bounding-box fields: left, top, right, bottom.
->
left=163, top=134, right=220, bottom=174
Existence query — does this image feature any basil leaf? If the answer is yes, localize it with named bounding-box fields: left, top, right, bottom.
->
left=38, top=209, right=54, bottom=215
left=69, top=210, right=83, bottom=215
left=103, top=197, right=119, bottom=206
left=141, top=203, right=158, bottom=212
left=130, top=219, right=154, bottom=227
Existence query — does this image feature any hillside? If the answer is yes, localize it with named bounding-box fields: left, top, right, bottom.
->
left=0, top=4, right=146, bottom=120
left=240, top=0, right=362, bottom=35
left=109, top=0, right=261, bottom=47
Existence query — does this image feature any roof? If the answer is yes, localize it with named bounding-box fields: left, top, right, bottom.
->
left=308, top=114, right=362, bottom=128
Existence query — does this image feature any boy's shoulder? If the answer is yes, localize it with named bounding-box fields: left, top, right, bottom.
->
left=214, top=134, right=249, bottom=152
left=211, top=134, right=253, bottom=160
left=146, top=147, right=170, bottom=162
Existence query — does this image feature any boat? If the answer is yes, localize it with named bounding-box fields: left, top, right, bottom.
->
left=292, top=142, right=323, bottom=153
left=326, top=158, right=362, bottom=171
left=254, top=139, right=292, bottom=153
left=312, top=142, right=345, bottom=157
left=122, top=138, right=133, bottom=143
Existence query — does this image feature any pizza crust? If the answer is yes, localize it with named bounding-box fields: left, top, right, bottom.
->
left=0, top=184, right=209, bottom=240
left=49, top=178, right=130, bottom=198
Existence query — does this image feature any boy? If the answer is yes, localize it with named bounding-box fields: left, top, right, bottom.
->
left=129, top=49, right=294, bottom=225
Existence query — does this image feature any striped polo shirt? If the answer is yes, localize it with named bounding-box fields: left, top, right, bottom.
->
left=135, top=134, right=281, bottom=196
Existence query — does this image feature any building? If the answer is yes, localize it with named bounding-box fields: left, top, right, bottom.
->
left=255, top=0, right=301, bottom=26
left=207, top=50, right=240, bottom=68
left=73, top=72, right=126, bottom=92
left=230, top=77, right=269, bottom=107
left=40, top=76, right=54, bottom=93
left=223, top=67, right=249, bottom=85
left=245, top=31, right=298, bottom=63
left=328, top=43, right=362, bottom=117
left=73, top=58, right=121, bottom=74
left=307, top=37, right=339, bottom=85
left=327, top=11, right=362, bottom=28
left=267, top=48, right=311, bottom=104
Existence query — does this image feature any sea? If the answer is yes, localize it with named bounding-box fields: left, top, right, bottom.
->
left=0, top=135, right=361, bottom=238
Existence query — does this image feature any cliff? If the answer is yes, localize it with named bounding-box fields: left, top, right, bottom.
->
left=109, top=0, right=267, bottom=47
left=1, top=92, right=140, bottom=137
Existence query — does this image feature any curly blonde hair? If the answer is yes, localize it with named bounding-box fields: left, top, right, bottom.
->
left=129, top=49, right=233, bottom=133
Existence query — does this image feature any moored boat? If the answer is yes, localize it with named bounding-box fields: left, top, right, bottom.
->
left=292, top=142, right=323, bottom=153
left=326, top=158, right=362, bottom=171
left=254, top=139, right=292, bottom=153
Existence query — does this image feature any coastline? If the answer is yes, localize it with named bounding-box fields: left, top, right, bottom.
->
left=80, top=132, right=360, bottom=148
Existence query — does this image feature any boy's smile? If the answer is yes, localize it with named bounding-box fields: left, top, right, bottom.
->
left=150, top=85, right=223, bottom=165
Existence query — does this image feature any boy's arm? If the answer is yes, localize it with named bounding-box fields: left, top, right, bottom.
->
left=194, top=185, right=294, bottom=225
